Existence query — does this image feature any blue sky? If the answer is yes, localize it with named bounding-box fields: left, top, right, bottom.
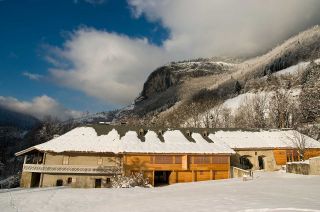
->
left=0, top=0, right=319, bottom=120
left=0, top=0, right=167, bottom=114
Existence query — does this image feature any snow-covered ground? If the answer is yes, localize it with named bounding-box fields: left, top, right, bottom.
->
left=1, top=171, right=320, bottom=212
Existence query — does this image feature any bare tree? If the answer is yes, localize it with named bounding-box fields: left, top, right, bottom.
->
left=221, top=107, right=232, bottom=128
left=286, top=131, right=311, bottom=161
left=268, top=90, right=295, bottom=128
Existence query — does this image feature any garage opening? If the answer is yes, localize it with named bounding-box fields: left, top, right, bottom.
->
left=30, top=173, right=41, bottom=187
left=154, top=171, right=171, bottom=186
left=95, top=179, right=102, bottom=188
left=239, top=156, right=253, bottom=170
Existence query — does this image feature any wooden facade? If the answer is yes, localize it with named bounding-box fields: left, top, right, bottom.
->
left=273, top=148, right=320, bottom=165
left=18, top=152, right=231, bottom=188
left=124, top=154, right=230, bottom=186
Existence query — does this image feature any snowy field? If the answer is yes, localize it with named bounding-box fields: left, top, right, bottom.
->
left=1, top=171, right=320, bottom=212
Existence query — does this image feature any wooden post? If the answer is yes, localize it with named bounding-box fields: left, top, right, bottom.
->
left=192, top=170, right=195, bottom=182
left=152, top=170, right=155, bottom=187
left=23, top=155, right=27, bottom=164
left=43, top=153, right=46, bottom=165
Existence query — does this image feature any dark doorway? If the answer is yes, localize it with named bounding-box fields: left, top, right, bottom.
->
left=258, top=156, right=265, bottom=170
left=56, top=179, right=63, bottom=186
left=239, top=156, right=253, bottom=170
left=154, top=171, right=171, bottom=186
left=30, top=173, right=41, bottom=187
left=67, top=177, right=72, bottom=184
left=95, top=179, right=102, bottom=188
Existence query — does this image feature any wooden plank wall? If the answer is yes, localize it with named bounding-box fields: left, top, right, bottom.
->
left=124, top=154, right=230, bottom=185
left=273, top=149, right=287, bottom=165
left=273, top=149, right=320, bottom=165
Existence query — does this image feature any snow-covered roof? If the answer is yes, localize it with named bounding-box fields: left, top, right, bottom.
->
left=16, top=127, right=320, bottom=156
left=16, top=126, right=235, bottom=155
left=209, top=130, right=320, bottom=149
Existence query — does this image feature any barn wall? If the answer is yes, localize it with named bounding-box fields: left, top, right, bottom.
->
left=124, top=154, right=230, bottom=185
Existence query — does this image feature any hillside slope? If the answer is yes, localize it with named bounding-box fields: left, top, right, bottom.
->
left=113, top=26, right=320, bottom=134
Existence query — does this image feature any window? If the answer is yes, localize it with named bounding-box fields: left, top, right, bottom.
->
left=106, top=178, right=111, bottom=184
left=62, top=156, right=69, bottom=165
left=175, top=156, right=182, bottom=164
left=97, top=158, right=103, bottom=165
left=212, top=156, right=228, bottom=164
left=193, top=156, right=210, bottom=164
left=154, top=156, right=173, bottom=164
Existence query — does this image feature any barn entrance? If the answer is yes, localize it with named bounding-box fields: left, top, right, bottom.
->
left=154, top=171, right=171, bottom=186
left=258, top=156, right=265, bottom=170
left=239, top=156, right=253, bottom=170
left=30, top=173, right=41, bottom=187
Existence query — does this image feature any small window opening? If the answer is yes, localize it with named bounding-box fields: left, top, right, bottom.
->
left=186, top=130, right=192, bottom=137
left=202, top=131, right=208, bottom=137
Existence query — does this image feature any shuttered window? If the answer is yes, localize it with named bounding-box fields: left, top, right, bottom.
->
left=175, top=156, right=182, bottom=164
left=212, top=156, right=228, bottom=164
left=154, top=156, right=173, bottom=164
left=62, top=156, right=69, bottom=165
left=193, top=156, right=211, bottom=164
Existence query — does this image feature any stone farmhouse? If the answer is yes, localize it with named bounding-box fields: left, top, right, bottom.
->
left=15, top=125, right=320, bottom=188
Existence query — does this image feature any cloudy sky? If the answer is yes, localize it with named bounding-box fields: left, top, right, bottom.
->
left=1, top=0, right=320, bottom=120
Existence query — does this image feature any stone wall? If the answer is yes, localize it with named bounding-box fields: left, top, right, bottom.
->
left=309, top=156, right=320, bottom=175
left=231, top=167, right=251, bottom=178
left=41, top=174, right=114, bottom=188
left=286, top=156, right=320, bottom=175
left=286, top=162, right=310, bottom=175
left=231, top=150, right=281, bottom=171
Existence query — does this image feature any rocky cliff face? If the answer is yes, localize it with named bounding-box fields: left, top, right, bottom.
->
left=113, top=26, right=320, bottom=127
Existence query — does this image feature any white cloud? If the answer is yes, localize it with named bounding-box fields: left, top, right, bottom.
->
left=46, top=0, right=320, bottom=105
left=47, top=28, right=169, bottom=104
left=0, top=95, right=83, bottom=121
left=22, top=72, right=43, bottom=81
left=129, top=0, right=320, bottom=57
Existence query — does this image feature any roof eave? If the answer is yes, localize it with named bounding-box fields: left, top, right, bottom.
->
left=15, top=147, right=42, bottom=156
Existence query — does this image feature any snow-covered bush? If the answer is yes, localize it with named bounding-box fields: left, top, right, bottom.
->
left=0, top=174, right=20, bottom=189
left=111, top=172, right=151, bottom=188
